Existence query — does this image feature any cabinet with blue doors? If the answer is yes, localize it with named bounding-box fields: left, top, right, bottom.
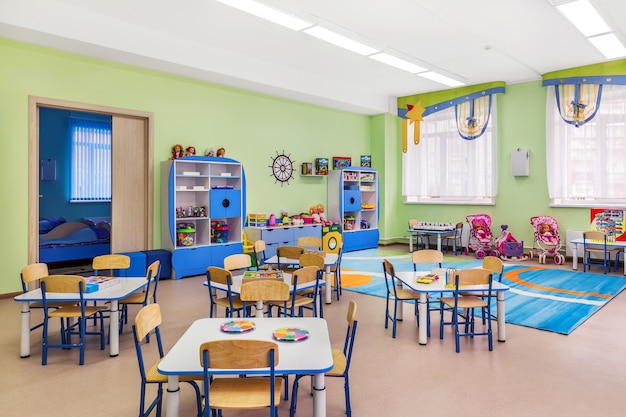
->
left=328, top=167, right=379, bottom=251
left=161, top=157, right=245, bottom=279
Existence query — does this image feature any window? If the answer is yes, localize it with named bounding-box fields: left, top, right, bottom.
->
left=69, top=118, right=112, bottom=202
left=547, top=84, right=626, bottom=207
left=402, top=96, right=497, bottom=205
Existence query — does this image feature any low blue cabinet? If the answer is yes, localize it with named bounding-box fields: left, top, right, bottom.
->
left=245, top=224, right=322, bottom=259
left=161, top=156, right=246, bottom=279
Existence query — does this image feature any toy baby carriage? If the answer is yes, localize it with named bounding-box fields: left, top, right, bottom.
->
left=494, top=225, right=527, bottom=261
left=465, top=214, right=498, bottom=259
left=529, top=215, right=565, bottom=265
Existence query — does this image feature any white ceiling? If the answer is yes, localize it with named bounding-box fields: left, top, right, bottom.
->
left=1, top=0, right=625, bottom=115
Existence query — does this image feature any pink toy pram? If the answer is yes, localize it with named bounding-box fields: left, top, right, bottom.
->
left=529, top=215, right=565, bottom=265
left=494, top=225, right=527, bottom=261
left=465, top=214, right=498, bottom=259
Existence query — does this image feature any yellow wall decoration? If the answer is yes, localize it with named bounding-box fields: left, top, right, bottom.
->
left=402, top=101, right=425, bottom=152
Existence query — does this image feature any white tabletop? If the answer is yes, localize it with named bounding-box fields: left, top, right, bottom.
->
left=264, top=253, right=339, bottom=267
left=264, top=253, right=339, bottom=304
left=205, top=271, right=316, bottom=294
left=395, top=270, right=509, bottom=293
left=569, top=237, right=626, bottom=275
left=158, top=317, right=333, bottom=376
left=158, top=317, right=334, bottom=417
left=14, top=277, right=148, bottom=302
left=394, top=269, right=508, bottom=345
left=14, top=277, right=147, bottom=358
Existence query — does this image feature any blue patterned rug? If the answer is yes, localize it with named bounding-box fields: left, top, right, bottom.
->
left=340, top=248, right=626, bottom=334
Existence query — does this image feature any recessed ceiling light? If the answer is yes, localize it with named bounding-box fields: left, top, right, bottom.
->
left=556, top=0, right=611, bottom=37
left=303, top=26, right=379, bottom=56
left=418, top=71, right=465, bottom=87
left=369, top=53, right=427, bottom=74
left=588, top=33, right=626, bottom=59
left=216, top=0, right=312, bottom=31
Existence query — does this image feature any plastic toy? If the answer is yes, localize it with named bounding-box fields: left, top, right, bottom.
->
left=170, top=144, right=184, bottom=160
left=494, top=225, right=527, bottom=261
left=176, top=224, right=195, bottom=246
left=529, top=215, right=565, bottom=264
left=211, top=221, right=230, bottom=243
left=465, top=213, right=498, bottom=259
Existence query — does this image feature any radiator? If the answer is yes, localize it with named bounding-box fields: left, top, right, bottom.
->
left=565, top=230, right=583, bottom=257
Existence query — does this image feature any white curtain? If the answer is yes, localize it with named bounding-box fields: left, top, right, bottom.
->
left=402, top=97, right=497, bottom=204
left=546, top=84, right=626, bottom=206
left=70, top=118, right=112, bottom=201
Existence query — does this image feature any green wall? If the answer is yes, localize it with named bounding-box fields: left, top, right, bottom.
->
left=0, top=37, right=597, bottom=295
left=0, top=38, right=371, bottom=294
left=388, top=82, right=593, bottom=245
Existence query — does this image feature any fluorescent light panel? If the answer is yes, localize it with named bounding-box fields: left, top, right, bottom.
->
left=303, top=26, right=379, bottom=56
left=418, top=71, right=465, bottom=87
left=588, top=33, right=626, bottom=59
left=215, top=0, right=312, bottom=31
left=369, top=53, right=427, bottom=74
left=556, top=0, right=611, bottom=37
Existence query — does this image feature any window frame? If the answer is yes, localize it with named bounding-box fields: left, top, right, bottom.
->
left=546, top=84, right=626, bottom=208
left=402, top=97, right=498, bottom=205
left=69, top=117, right=112, bottom=203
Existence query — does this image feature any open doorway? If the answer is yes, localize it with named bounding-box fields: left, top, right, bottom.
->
left=38, top=107, right=112, bottom=272
left=28, top=96, right=155, bottom=269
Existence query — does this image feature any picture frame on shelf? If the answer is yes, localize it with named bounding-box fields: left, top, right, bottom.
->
left=301, top=162, right=313, bottom=175
left=315, top=158, right=329, bottom=175
left=361, top=155, right=371, bottom=167
left=333, top=156, right=352, bottom=170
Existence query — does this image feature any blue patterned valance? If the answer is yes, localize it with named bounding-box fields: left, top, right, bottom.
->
left=397, top=84, right=505, bottom=149
left=542, top=73, right=626, bottom=127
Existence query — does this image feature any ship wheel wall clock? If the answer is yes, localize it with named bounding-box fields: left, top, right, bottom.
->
left=269, top=151, right=295, bottom=186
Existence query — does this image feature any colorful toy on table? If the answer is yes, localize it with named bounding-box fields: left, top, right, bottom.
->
left=416, top=273, right=439, bottom=284
left=220, top=320, right=255, bottom=333
left=272, top=327, right=309, bottom=342
left=243, top=270, right=284, bottom=281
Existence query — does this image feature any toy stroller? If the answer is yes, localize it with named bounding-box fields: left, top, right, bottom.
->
left=465, top=214, right=498, bottom=259
left=529, top=215, right=565, bottom=265
left=494, top=225, right=527, bottom=261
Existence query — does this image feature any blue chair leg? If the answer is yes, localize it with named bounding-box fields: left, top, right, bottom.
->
left=289, top=374, right=304, bottom=417
left=344, top=375, right=352, bottom=417
left=392, top=299, right=398, bottom=338
left=454, top=310, right=461, bottom=353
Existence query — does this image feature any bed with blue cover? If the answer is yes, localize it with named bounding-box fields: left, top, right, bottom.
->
left=39, top=218, right=111, bottom=263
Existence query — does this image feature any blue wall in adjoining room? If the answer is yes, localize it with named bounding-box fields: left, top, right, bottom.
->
left=38, top=107, right=111, bottom=222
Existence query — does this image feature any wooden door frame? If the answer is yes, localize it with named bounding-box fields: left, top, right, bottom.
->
left=28, top=96, right=154, bottom=263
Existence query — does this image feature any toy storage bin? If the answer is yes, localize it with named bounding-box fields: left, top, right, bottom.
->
left=212, top=222, right=230, bottom=243
left=344, top=216, right=356, bottom=230
left=176, top=224, right=196, bottom=247
left=247, top=213, right=267, bottom=227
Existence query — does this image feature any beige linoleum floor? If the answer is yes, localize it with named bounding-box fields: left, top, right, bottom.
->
left=1, top=245, right=625, bottom=417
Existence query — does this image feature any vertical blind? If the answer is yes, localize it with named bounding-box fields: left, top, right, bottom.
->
left=69, top=117, right=112, bottom=201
